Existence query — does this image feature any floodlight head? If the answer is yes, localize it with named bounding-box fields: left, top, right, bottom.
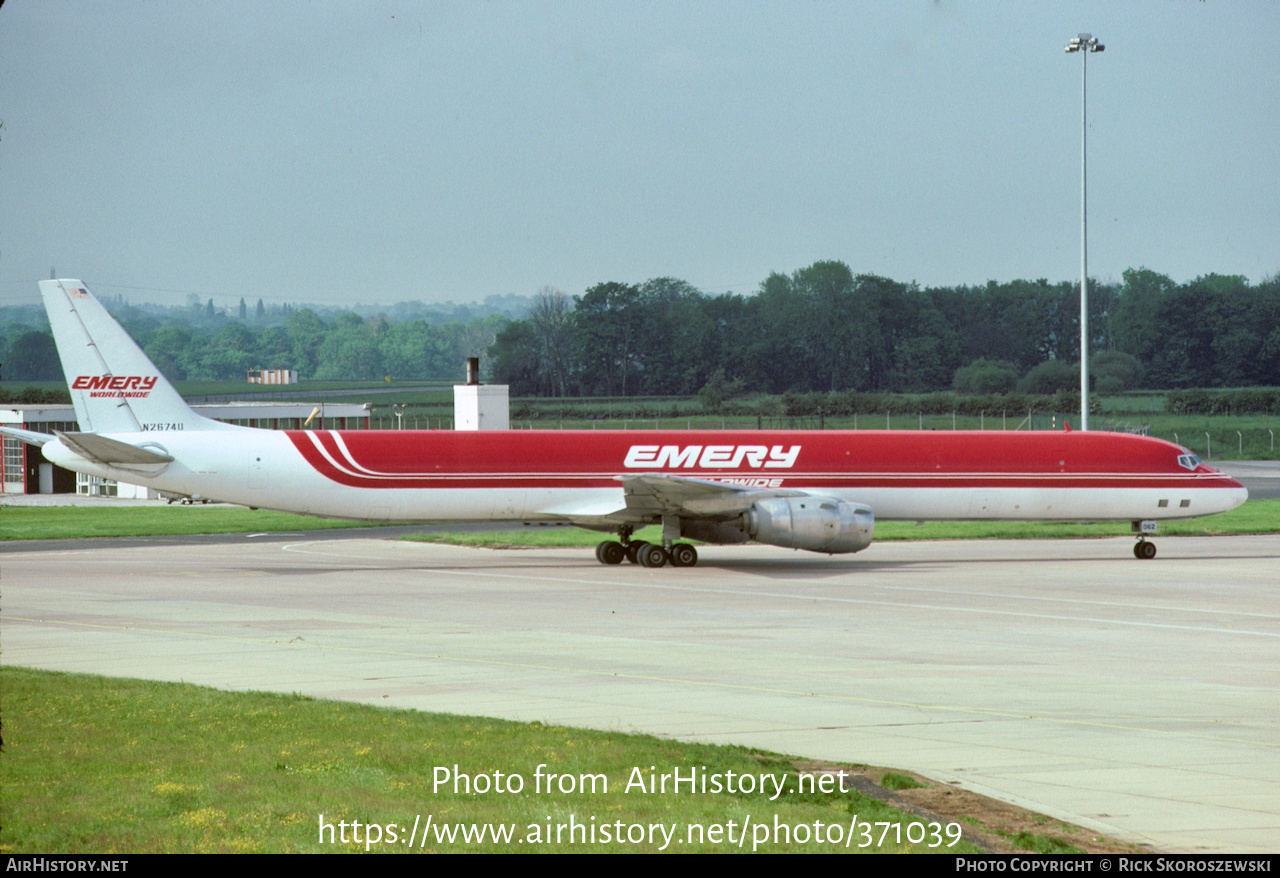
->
left=1066, top=34, right=1103, bottom=54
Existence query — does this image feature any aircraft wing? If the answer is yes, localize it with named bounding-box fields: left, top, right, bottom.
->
left=556, top=473, right=873, bottom=556
left=618, top=473, right=807, bottom=519
left=546, top=473, right=809, bottom=530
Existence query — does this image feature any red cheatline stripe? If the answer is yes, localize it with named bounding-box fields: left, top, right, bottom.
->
left=283, top=432, right=1238, bottom=490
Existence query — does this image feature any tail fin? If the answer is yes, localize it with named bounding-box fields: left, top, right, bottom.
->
left=41, top=279, right=229, bottom=433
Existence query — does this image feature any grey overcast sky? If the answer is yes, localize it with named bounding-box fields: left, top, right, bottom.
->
left=1, top=1, right=1277, bottom=308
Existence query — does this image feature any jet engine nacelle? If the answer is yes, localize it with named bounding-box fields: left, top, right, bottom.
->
left=745, top=496, right=874, bottom=554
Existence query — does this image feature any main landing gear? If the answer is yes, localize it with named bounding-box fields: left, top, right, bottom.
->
left=1133, top=538, right=1157, bottom=560
left=595, top=526, right=699, bottom=568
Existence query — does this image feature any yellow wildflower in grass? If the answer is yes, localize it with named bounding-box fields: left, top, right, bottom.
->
left=176, top=807, right=227, bottom=828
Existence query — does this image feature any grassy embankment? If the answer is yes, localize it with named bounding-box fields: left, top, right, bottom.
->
left=1, top=666, right=993, bottom=854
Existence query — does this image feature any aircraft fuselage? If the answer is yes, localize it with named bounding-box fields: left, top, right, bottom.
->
left=43, top=426, right=1247, bottom=524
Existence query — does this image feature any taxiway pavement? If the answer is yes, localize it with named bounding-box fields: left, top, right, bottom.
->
left=4, top=534, right=1277, bottom=852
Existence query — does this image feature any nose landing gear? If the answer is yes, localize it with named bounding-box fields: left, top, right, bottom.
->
left=1132, top=520, right=1158, bottom=559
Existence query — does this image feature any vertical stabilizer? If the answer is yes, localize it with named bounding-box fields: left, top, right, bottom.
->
left=40, top=279, right=228, bottom=433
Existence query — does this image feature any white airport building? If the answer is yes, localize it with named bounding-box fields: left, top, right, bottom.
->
left=4, top=359, right=508, bottom=498
left=1, top=401, right=371, bottom=497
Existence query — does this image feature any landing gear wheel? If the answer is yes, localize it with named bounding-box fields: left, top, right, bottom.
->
left=1134, top=540, right=1157, bottom=560
left=625, top=540, right=649, bottom=565
left=596, top=541, right=626, bottom=565
left=637, top=543, right=668, bottom=568
left=669, top=543, right=698, bottom=567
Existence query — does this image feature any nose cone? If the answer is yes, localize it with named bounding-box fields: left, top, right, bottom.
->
left=1216, top=475, right=1249, bottom=513
left=1228, top=482, right=1249, bottom=510
left=1223, top=481, right=1244, bottom=509
left=1182, top=461, right=1248, bottom=515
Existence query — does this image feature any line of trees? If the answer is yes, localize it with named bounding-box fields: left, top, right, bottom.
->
left=4, top=264, right=1277, bottom=392
left=138, top=310, right=509, bottom=382
left=0, top=300, right=511, bottom=383
left=490, top=265, right=1280, bottom=397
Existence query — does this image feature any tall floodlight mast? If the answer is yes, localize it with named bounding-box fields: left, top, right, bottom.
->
left=1065, top=32, right=1103, bottom=430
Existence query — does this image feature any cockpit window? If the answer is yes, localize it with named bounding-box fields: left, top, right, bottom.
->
left=1177, top=454, right=1200, bottom=470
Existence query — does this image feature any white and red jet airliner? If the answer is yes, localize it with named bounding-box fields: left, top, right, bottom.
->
left=2, top=280, right=1247, bottom=566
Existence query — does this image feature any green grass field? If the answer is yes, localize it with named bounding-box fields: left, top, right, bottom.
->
left=0, top=506, right=379, bottom=541
left=402, top=499, right=1279, bottom=549
left=3, top=499, right=1275, bottom=543
left=0, top=667, right=985, bottom=854
left=174, top=379, right=454, bottom=397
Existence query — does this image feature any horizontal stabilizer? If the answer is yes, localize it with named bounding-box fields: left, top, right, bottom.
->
left=55, top=431, right=175, bottom=465
left=0, top=426, right=55, bottom=447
